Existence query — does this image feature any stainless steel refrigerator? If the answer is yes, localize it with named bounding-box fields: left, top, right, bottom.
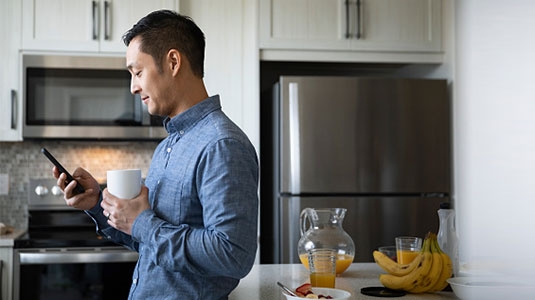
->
left=260, top=76, right=451, bottom=264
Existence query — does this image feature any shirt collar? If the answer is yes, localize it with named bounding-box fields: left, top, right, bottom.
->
left=163, top=95, right=221, bottom=135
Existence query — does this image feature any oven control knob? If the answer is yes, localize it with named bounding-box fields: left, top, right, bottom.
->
left=51, top=185, right=64, bottom=196
left=35, top=185, right=49, bottom=196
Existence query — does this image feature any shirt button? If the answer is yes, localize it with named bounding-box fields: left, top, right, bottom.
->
left=179, top=130, right=185, bottom=135
left=133, top=278, right=138, bottom=284
left=167, top=147, right=171, bottom=153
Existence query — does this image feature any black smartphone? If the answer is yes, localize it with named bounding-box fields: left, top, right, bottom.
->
left=41, top=147, right=85, bottom=194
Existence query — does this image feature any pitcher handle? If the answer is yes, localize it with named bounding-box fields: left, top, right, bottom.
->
left=300, top=208, right=309, bottom=236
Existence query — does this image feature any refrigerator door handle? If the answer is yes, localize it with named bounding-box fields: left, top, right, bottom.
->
left=288, top=82, right=301, bottom=193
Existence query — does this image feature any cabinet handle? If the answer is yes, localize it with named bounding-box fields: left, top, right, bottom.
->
left=92, top=0, right=99, bottom=40
left=11, top=90, right=17, bottom=130
left=104, top=1, right=111, bottom=40
left=355, top=0, right=361, bottom=39
left=344, top=0, right=351, bottom=39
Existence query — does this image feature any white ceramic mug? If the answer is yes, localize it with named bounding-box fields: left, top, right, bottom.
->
left=106, top=169, right=142, bottom=199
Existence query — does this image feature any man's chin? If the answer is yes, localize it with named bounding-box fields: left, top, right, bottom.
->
left=147, top=106, right=157, bottom=115
left=148, top=110, right=166, bottom=119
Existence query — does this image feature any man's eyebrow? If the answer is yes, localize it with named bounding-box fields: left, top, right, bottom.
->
left=126, top=61, right=139, bottom=70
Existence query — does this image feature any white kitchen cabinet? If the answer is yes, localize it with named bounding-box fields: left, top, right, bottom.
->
left=0, top=246, right=13, bottom=300
left=180, top=0, right=260, bottom=152
left=0, top=229, right=26, bottom=300
left=0, top=0, right=22, bottom=141
left=22, top=0, right=179, bottom=53
left=259, top=0, right=443, bottom=63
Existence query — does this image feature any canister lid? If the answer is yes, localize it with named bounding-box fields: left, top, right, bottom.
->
left=440, top=202, right=451, bottom=209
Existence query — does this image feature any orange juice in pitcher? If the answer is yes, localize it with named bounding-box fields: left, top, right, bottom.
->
left=297, top=208, right=355, bottom=275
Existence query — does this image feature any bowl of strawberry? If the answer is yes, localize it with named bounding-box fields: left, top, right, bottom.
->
left=283, top=283, right=351, bottom=300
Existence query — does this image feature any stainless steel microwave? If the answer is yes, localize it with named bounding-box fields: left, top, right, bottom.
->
left=22, top=54, right=167, bottom=140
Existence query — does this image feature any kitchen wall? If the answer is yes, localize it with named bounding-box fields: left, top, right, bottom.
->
left=454, top=0, right=535, bottom=276
left=398, top=0, right=535, bottom=278
left=0, top=141, right=158, bottom=230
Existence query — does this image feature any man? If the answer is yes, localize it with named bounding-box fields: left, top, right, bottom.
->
left=54, top=10, right=259, bottom=299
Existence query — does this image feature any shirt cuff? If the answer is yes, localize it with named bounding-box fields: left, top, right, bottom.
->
left=84, top=191, right=108, bottom=237
left=131, top=209, right=157, bottom=243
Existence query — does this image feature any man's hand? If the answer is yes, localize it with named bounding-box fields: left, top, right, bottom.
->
left=101, top=186, right=150, bottom=235
left=53, top=166, right=100, bottom=210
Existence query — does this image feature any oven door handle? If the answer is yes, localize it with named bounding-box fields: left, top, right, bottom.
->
left=19, top=250, right=139, bottom=264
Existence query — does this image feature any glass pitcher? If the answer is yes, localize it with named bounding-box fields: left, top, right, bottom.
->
left=437, top=202, right=459, bottom=276
left=298, top=208, right=355, bottom=274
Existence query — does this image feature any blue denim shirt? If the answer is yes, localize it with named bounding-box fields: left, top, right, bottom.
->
left=87, top=95, right=259, bottom=299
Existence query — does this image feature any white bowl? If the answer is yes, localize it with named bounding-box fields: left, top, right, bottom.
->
left=283, top=287, right=351, bottom=300
left=447, top=276, right=535, bottom=300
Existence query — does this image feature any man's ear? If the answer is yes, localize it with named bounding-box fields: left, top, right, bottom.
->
left=167, top=49, right=181, bottom=76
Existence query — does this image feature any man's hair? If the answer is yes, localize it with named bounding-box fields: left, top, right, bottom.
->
left=123, top=10, right=205, bottom=78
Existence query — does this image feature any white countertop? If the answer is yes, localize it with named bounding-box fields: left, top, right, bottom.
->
left=0, top=228, right=25, bottom=246
left=229, top=263, right=458, bottom=300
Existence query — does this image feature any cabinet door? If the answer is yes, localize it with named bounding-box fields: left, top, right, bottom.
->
left=22, top=0, right=100, bottom=52
left=351, top=0, right=442, bottom=52
left=0, top=0, right=22, bottom=141
left=22, top=0, right=179, bottom=53
left=259, top=0, right=350, bottom=50
left=259, top=0, right=441, bottom=53
left=99, top=0, right=179, bottom=53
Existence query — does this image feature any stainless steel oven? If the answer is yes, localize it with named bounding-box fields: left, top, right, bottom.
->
left=13, top=179, right=138, bottom=300
left=22, top=54, right=167, bottom=140
left=13, top=247, right=137, bottom=300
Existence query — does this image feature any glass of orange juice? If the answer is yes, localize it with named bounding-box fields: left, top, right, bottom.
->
left=308, top=249, right=337, bottom=288
left=395, top=236, right=422, bottom=264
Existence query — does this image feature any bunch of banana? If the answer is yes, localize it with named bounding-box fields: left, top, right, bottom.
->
left=373, top=232, right=453, bottom=293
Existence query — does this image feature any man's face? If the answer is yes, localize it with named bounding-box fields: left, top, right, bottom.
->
left=126, top=37, right=174, bottom=117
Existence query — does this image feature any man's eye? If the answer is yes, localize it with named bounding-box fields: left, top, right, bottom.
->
left=135, top=71, right=142, bottom=77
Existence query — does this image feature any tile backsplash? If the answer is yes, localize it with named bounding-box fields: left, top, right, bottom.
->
left=0, top=140, right=158, bottom=230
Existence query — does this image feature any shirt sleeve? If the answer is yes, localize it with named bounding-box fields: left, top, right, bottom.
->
left=130, top=137, right=259, bottom=279
left=85, top=191, right=140, bottom=252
